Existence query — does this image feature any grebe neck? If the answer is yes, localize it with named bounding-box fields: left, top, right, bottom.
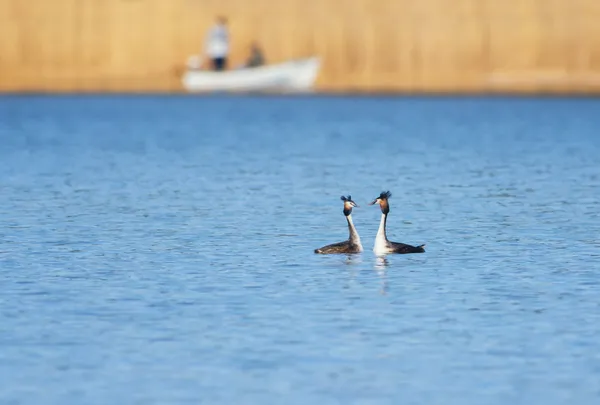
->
left=376, top=213, right=388, bottom=242
left=346, top=214, right=361, bottom=246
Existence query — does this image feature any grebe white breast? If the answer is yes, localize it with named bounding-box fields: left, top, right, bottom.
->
left=314, top=195, right=363, bottom=254
left=369, top=191, right=425, bottom=255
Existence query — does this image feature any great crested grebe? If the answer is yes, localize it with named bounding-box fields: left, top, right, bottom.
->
left=314, top=195, right=363, bottom=254
left=369, top=191, right=425, bottom=255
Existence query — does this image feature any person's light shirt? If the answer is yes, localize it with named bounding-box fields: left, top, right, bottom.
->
left=205, top=24, right=229, bottom=58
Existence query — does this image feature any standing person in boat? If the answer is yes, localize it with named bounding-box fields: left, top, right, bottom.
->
left=204, top=16, right=230, bottom=71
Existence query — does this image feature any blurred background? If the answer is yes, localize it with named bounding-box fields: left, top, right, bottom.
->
left=1, top=0, right=600, bottom=94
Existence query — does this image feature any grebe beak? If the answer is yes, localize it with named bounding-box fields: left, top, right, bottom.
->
left=369, top=199, right=379, bottom=205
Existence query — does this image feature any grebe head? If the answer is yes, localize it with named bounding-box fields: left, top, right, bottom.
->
left=369, top=191, right=391, bottom=214
left=341, top=195, right=358, bottom=216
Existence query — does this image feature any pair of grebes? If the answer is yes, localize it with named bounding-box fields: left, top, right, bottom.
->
left=315, top=191, right=425, bottom=255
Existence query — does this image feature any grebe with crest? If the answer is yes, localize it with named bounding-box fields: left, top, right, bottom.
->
left=314, top=195, right=363, bottom=254
left=369, top=191, right=425, bottom=255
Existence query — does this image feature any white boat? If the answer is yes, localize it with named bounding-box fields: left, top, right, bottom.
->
left=182, top=56, right=320, bottom=93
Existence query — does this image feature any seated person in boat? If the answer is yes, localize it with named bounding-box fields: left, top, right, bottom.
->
left=244, top=42, right=265, bottom=68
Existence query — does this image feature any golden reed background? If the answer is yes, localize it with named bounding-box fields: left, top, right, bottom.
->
left=1, top=0, right=600, bottom=93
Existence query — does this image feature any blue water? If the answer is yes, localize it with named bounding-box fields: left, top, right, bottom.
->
left=1, top=94, right=599, bottom=405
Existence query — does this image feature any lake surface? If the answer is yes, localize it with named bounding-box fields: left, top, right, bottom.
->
left=1, top=94, right=599, bottom=405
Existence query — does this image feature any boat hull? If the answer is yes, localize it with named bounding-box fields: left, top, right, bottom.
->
left=182, top=57, right=320, bottom=93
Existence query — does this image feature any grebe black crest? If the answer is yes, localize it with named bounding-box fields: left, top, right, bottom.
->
left=314, top=195, right=363, bottom=254
left=340, top=195, right=356, bottom=216
left=369, top=190, right=425, bottom=255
